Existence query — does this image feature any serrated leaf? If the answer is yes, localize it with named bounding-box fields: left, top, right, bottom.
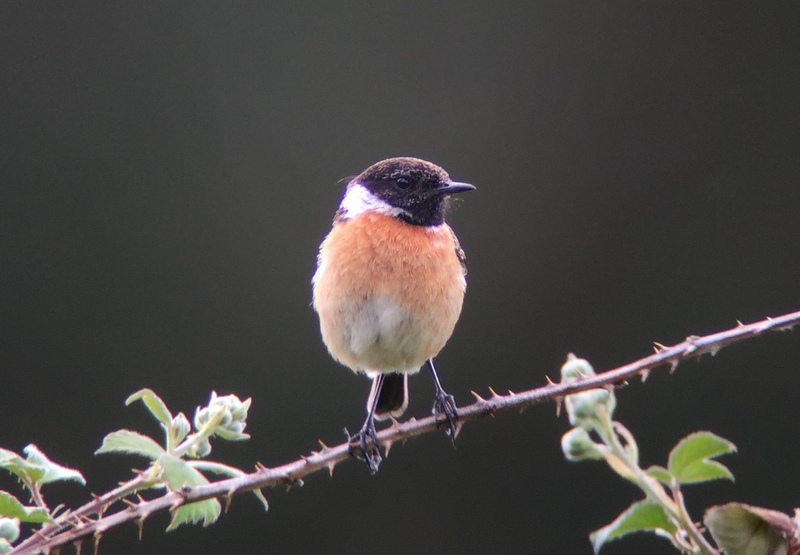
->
left=0, top=449, right=19, bottom=464
left=158, top=455, right=221, bottom=530
left=704, top=503, right=791, bottom=555
left=0, top=491, right=52, bottom=523
left=590, top=500, right=677, bottom=554
left=160, top=454, right=208, bottom=491
left=646, top=465, right=673, bottom=485
left=95, top=430, right=165, bottom=459
left=189, top=461, right=268, bottom=511
left=22, top=445, right=85, bottom=486
left=167, top=498, right=221, bottom=531
left=0, top=452, right=45, bottom=483
left=126, top=389, right=173, bottom=426
left=667, top=431, right=736, bottom=484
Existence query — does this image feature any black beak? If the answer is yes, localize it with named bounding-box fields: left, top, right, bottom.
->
left=436, top=181, right=476, bottom=195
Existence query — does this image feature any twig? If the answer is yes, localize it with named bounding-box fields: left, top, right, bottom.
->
left=11, top=309, right=800, bottom=554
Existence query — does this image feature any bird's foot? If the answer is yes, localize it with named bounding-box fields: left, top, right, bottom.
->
left=347, top=420, right=382, bottom=473
left=433, top=390, right=459, bottom=441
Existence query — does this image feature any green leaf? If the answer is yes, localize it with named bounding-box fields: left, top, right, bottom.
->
left=158, top=455, right=221, bottom=530
left=22, top=445, right=85, bottom=486
left=95, top=430, right=165, bottom=459
left=189, top=461, right=269, bottom=511
left=160, top=454, right=207, bottom=491
left=168, top=498, right=221, bottom=531
left=0, top=451, right=45, bottom=483
left=704, top=503, right=791, bottom=555
left=645, top=465, right=673, bottom=485
left=0, top=492, right=52, bottom=524
left=667, top=431, right=736, bottom=484
left=212, top=428, right=250, bottom=441
left=590, top=500, right=677, bottom=554
left=126, top=389, right=173, bottom=427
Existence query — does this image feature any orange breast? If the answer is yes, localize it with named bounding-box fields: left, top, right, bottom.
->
left=313, top=213, right=466, bottom=373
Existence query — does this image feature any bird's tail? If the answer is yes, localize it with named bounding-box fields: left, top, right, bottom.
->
left=368, top=373, right=409, bottom=421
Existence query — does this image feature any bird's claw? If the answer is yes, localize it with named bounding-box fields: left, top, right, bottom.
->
left=347, top=422, right=382, bottom=473
left=433, top=391, right=459, bottom=440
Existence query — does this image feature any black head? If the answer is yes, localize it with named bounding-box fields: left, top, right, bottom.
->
left=353, top=157, right=475, bottom=226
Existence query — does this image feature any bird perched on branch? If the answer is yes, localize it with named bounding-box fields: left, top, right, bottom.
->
left=312, top=157, right=474, bottom=472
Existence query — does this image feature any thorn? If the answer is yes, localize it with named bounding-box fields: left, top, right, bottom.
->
left=668, top=359, right=679, bottom=373
left=93, top=532, right=102, bottom=555
left=736, top=319, right=744, bottom=326
left=507, top=388, right=515, bottom=396
left=255, top=461, right=269, bottom=471
left=122, top=498, right=138, bottom=509
left=137, top=516, right=145, bottom=541
left=545, top=375, right=556, bottom=385
left=452, top=420, right=464, bottom=439
left=383, top=439, right=394, bottom=456
left=487, top=386, right=500, bottom=399
left=554, top=396, right=563, bottom=416
left=317, top=439, right=330, bottom=451
left=640, top=369, right=650, bottom=382
left=326, top=460, right=336, bottom=477
left=470, top=390, right=486, bottom=403
left=708, top=345, right=721, bottom=357
left=653, top=341, right=666, bottom=352
left=224, top=488, right=235, bottom=513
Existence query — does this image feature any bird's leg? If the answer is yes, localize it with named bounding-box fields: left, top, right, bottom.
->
left=348, top=374, right=384, bottom=473
left=426, top=359, right=458, bottom=439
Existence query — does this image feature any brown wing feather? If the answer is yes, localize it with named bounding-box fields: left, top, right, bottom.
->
left=447, top=225, right=467, bottom=276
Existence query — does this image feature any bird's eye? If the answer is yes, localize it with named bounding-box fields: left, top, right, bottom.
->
left=395, top=177, right=411, bottom=190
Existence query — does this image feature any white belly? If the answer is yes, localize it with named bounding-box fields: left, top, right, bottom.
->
left=332, top=295, right=427, bottom=373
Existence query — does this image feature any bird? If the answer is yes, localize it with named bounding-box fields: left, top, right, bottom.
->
left=312, top=157, right=474, bottom=472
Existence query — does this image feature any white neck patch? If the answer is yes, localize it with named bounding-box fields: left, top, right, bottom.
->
left=338, top=182, right=409, bottom=220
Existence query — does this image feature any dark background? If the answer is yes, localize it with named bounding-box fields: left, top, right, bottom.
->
left=2, top=3, right=799, bottom=554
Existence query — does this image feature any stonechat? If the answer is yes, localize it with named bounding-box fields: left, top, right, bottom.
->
left=312, top=157, right=474, bottom=471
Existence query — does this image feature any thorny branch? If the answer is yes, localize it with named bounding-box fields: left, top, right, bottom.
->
left=10, top=309, right=800, bottom=554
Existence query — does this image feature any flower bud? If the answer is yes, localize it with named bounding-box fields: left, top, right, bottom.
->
left=170, top=413, right=191, bottom=446
left=565, top=388, right=616, bottom=429
left=188, top=438, right=212, bottom=458
left=0, top=518, right=20, bottom=543
left=561, top=428, right=603, bottom=461
left=208, top=393, right=251, bottom=439
left=560, top=353, right=595, bottom=383
left=194, top=407, right=210, bottom=431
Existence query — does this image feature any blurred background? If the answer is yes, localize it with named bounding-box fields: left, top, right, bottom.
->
left=2, top=3, right=799, bottom=553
